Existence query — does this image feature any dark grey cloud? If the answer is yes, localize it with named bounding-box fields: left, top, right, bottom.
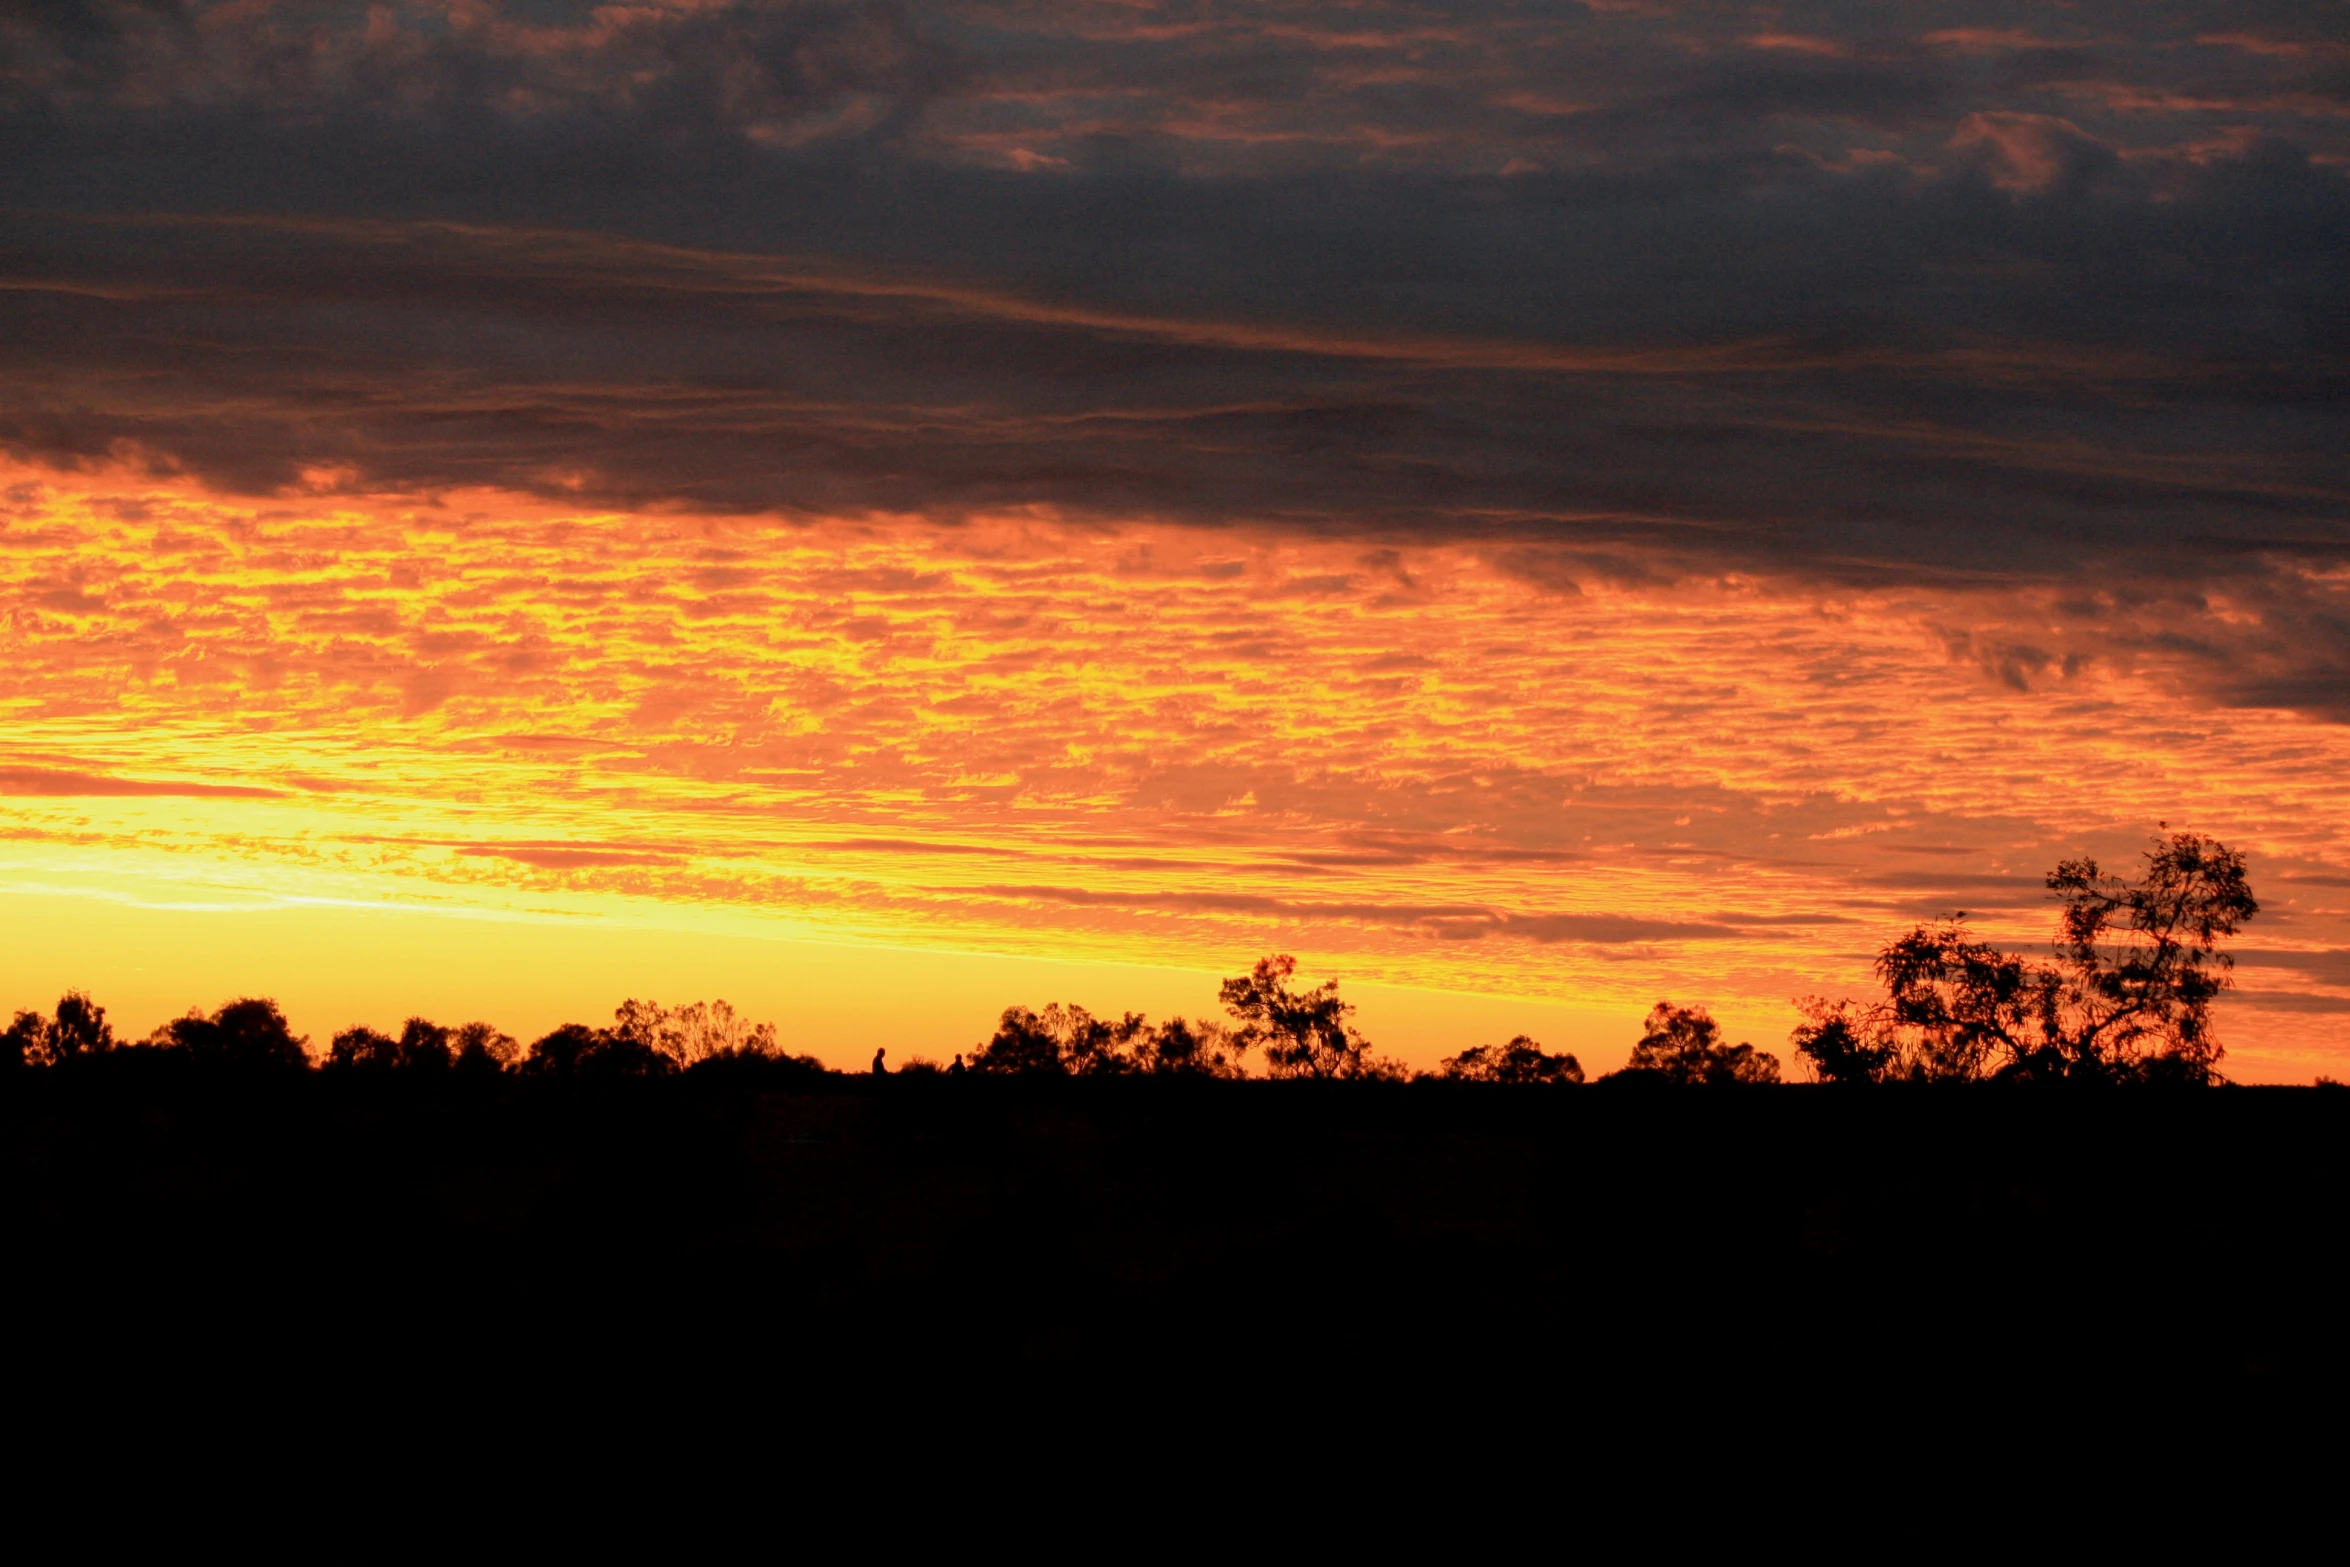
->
left=2229, top=988, right=2350, bottom=1015
left=2237, top=948, right=2350, bottom=987
left=3, top=0, right=2347, bottom=711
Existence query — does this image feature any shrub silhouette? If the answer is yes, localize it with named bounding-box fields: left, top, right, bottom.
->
left=1438, top=1035, right=1584, bottom=1084
left=1623, top=1003, right=1780, bottom=1085
left=1793, top=831, right=2256, bottom=1084
left=683, top=1044, right=829, bottom=1085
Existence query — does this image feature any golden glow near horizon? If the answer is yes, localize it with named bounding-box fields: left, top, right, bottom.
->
left=5, top=458, right=2349, bottom=1077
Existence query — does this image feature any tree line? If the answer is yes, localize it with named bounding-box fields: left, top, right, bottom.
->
left=0, top=992, right=816, bottom=1078
left=0, top=832, right=2266, bottom=1086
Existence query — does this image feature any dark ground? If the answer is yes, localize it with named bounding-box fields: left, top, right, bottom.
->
left=7, top=1065, right=2346, bottom=1458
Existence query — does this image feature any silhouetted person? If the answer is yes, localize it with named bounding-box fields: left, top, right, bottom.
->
left=872, top=1047, right=887, bottom=1075
left=950, top=1053, right=965, bottom=1075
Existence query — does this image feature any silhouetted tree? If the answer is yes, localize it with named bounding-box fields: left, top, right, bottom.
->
left=520, top=1015, right=676, bottom=1076
left=452, top=1021, right=520, bottom=1074
left=971, top=1003, right=1249, bottom=1077
left=579, top=1021, right=673, bottom=1075
left=327, top=1025, right=399, bottom=1071
left=968, top=1002, right=1144, bottom=1075
left=2, top=1009, right=40, bottom=1070
left=1134, top=1016, right=1251, bottom=1078
left=585, top=997, right=785, bottom=1071
left=608, top=998, right=676, bottom=1066
left=1624, top=1003, right=1780, bottom=1085
left=1785, top=1009, right=1894, bottom=1086
left=43, top=991, right=116, bottom=1066
left=0, top=996, right=112, bottom=1069
left=665, top=1000, right=779, bottom=1066
left=1790, top=920, right=2039, bottom=1084
left=1220, top=955, right=1398, bottom=1080
left=152, top=998, right=310, bottom=1070
left=1793, top=831, right=2256, bottom=1084
left=522, top=1023, right=601, bottom=1075
left=520, top=998, right=783, bottom=1075
left=395, top=1018, right=455, bottom=1072
left=1067, top=1007, right=1150, bottom=1075
left=2043, top=832, right=2255, bottom=1082
left=971, top=1006, right=1058, bottom=1074
left=327, top=1018, right=468, bottom=1072
left=1439, top=1035, right=1584, bottom=1084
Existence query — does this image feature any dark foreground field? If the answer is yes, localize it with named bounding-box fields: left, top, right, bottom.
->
left=8, top=1067, right=2346, bottom=1451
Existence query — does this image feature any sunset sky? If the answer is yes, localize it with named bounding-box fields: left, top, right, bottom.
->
left=3, top=0, right=2347, bottom=1077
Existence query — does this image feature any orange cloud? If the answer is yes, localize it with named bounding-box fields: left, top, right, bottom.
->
left=4, top=458, right=2349, bottom=1079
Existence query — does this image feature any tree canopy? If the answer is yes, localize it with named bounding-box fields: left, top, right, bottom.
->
left=1439, top=1035, right=1584, bottom=1084
left=1218, top=954, right=1400, bottom=1080
left=4, top=991, right=114, bottom=1069
left=1624, top=1004, right=1781, bottom=1085
left=962, top=955, right=1409, bottom=1078
left=518, top=998, right=810, bottom=1076
left=151, top=998, right=310, bottom=1071
left=968, top=1002, right=1248, bottom=1077
left=1794, top=831, right=2257, bottom=1084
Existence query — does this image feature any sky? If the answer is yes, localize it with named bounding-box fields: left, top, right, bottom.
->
left=2, top=0, right=2347, bottom=1076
